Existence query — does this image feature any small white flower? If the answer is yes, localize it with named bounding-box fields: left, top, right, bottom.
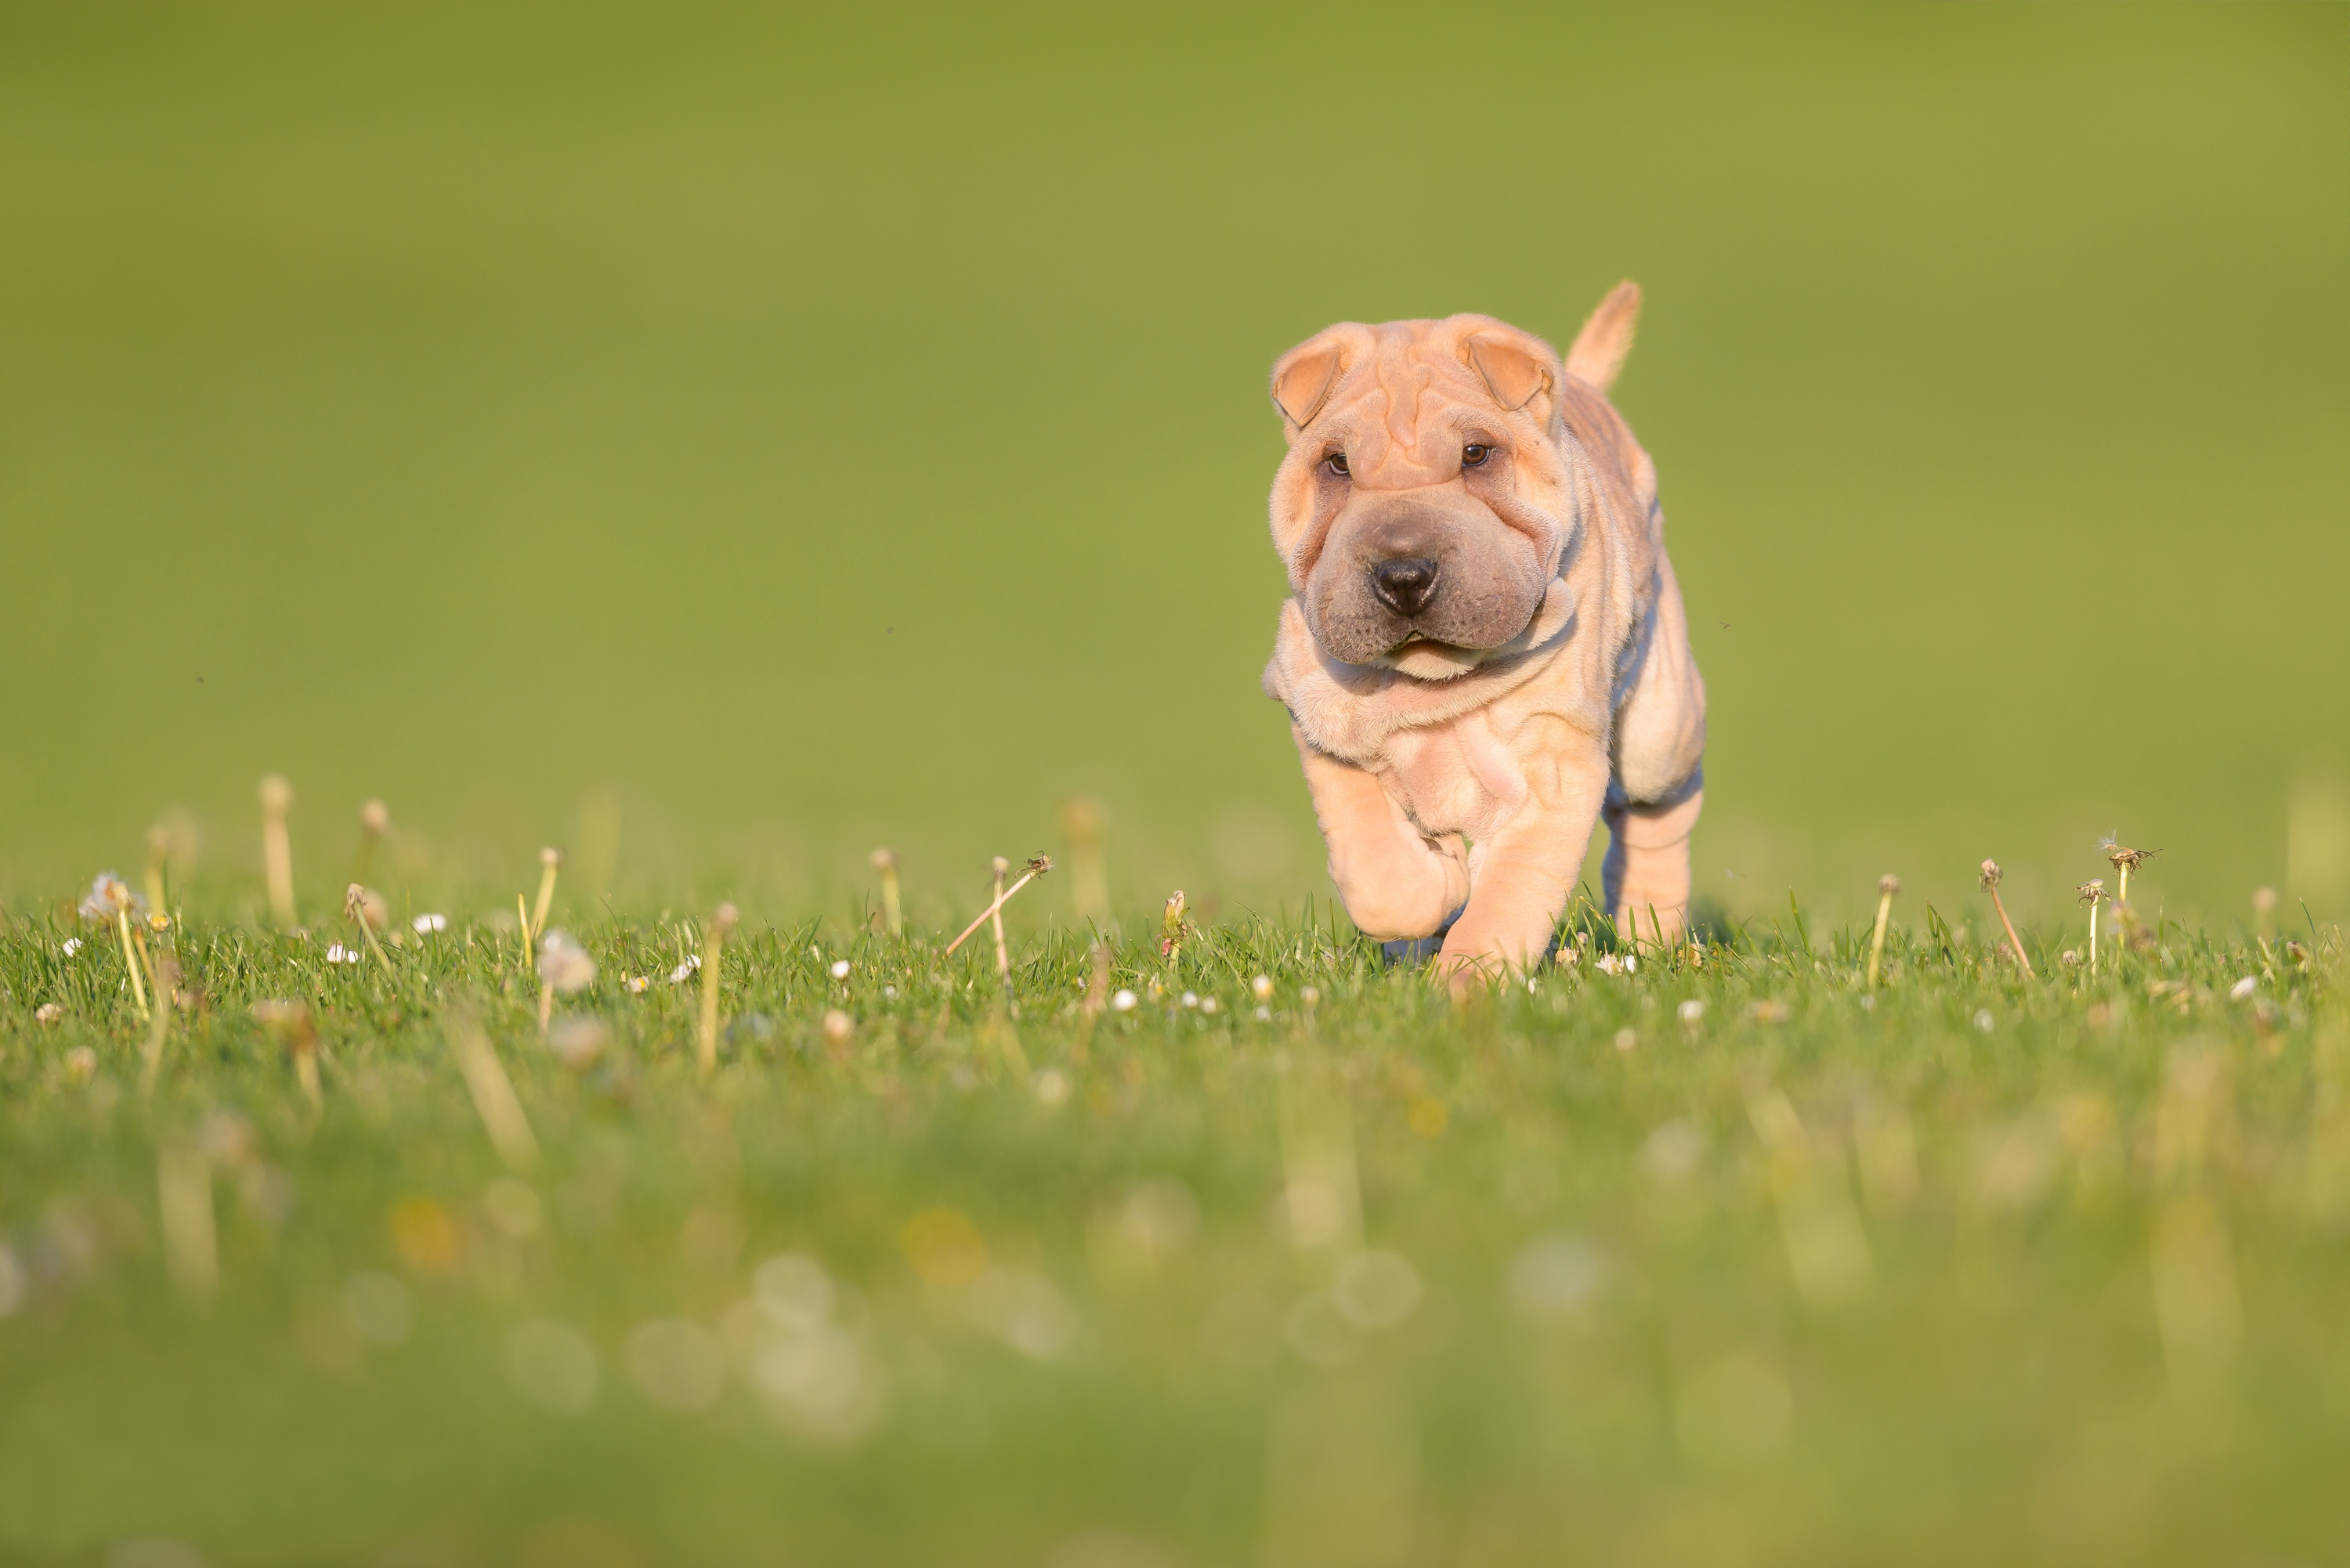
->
left=1032, top=1068, right=1072, bottom=1107
left=1624, top=955, right=1638, bottom=973
left=1973, top=1009, right=1995, bottom=1032
left=412, top=912, right=449, bottom=935
left=1614, top=1028, right=1638, bottom=1053
left=624, top=975, right=650, bottom=994
left=2229, top=976, right=2258, bottom=1002
left=60, top=938, right=84, bottom=957
left=1200, top=995, right=1220, bottom=1014
left=537, top=930, right=596, bottom=995
left=830, top=959, right=851, bottom=981
left=1180, top=992, right=1198, bottom=1009
left=1110, top=988, right=1138, bottom=1013
left=1677, top=999, right=1705, bottom=1024
left=1255, top=1006, right=1271, bottom=1022
left=882, top=985, right=898, bottom=1001
left=1251, top=975, right=1274, bottom=1001
left=669, top=956, right=702, bottom=984
left=1595, top=954, right=1624, bottom=975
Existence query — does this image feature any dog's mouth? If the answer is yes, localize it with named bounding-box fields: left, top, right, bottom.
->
left=1371, top=635, right=1491, bottom=681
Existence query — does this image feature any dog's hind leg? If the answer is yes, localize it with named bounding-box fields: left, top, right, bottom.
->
left=1606, top=551, right=1707, bottom=945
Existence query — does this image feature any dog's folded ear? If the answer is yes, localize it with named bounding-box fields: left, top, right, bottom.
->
left=1565, top=280, right=1641, bottom=393
left=1463, top=334, right=1556, bottom=412
left=1271, top=338, right=1347, bottom=428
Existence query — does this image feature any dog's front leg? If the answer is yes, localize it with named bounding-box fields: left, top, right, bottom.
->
left=1435, top=723, right=1611, bottom=985
left=1292, top=726, right=1468, bottom=941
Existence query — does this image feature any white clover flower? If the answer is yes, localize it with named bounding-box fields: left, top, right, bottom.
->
left=1201, top=996, right=1220, bottom=1015
left=830, top=959, right=851, bottom=981
left=1110, top=988, right=1138, bottom=1013
left=1677, top=999, right=1706, bottom=1024
left=1180, top=992, right=1198, bottom=1009
left=412, top=912, right=449, bottom=935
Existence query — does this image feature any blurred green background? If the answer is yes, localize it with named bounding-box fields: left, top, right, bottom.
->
left=2, top=1, right=2345, bottom=932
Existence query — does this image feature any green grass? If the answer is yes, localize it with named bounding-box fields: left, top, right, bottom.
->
left=3, top=899, right=2345, bottom=1566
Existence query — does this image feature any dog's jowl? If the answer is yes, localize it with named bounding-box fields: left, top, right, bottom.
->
left=1261, top=285, right=1705, bottom=980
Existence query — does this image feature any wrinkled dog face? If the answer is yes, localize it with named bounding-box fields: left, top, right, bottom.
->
left=1268, top=316, right=1575, bottom=679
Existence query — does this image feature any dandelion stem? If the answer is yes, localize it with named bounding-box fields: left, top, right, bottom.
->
left=696, top=903, right=738, bottom=1078
left=347, top=885, right=395, bottom=976
left=989, top=858, right=1011, bottom=982
left=115, top=909, right=150, bottom=1019
left=446, top=1003, right=539, bottom=1170
left=1988, top=888, right=2033, bottom=977
left=945, top=859, right=1053, bottom=959
left=139, top=955, right=178, bottom=1095
left=871, top=849, right=902, bottom=937
left=531, top=848, right=562, bottom=937
left=517, top=893, right=534, bottom=974
left=1867, top=876, right=1898, bottom=990
left=260, top=775, right=296, bottom=928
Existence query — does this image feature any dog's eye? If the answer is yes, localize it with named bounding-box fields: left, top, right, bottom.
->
left=1323, top=453, right=1350, bottom=478
left=1461, top=443, right=1491, bottom=468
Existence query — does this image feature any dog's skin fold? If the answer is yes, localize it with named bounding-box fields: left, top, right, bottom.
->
left=1261, top=285, right=1706, bottom=982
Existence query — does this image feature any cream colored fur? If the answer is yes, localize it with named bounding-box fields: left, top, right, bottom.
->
left=1261, top=285, right=1706, bottom=980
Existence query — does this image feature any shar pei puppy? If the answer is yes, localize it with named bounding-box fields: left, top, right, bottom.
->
left=1261, top=284, right=1705, bottom=981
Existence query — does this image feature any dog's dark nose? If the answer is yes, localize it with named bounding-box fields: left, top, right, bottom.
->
left=1370, top=556, right=1441, bottom=618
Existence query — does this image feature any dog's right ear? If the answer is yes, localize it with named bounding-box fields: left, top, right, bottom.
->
left=1271, top=338, right=1346, bottom=428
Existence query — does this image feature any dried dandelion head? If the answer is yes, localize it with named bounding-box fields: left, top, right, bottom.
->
left=360, top=800, right=391, bottom=836
left=78, top=873, right=146, bottom=924
left=1025, top=854, right=1054, bottom=878
left=2103, top=841, right=2157, bottom=874
left=343, top=883, right=389, bottom=930
left=1979, top=859, right=2003, bottom=891
left=1878, top=875, right=1901, bottom=898
left=2077, top=879, right=2107, bottom=906
left=260, top=775, right=293, bottom=815
left=710, top=902, right=740, bottom=940
left=870, top=847, right=899, bottom=873
left=537, top=929, right=597, bottom=995
left=2252, top=887, right=2278, bottom=916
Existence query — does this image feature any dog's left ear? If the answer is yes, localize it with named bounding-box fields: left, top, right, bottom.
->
left=1464, top=334, right=1555, bottom=412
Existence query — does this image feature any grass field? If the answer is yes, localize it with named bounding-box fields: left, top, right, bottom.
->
left=3, top=880, right=2345, bottom=1566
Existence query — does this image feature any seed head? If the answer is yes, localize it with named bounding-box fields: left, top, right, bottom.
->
left=260, top=775, right=293, bottom=813
left=78, top=873, right=146, bottom=924
left=360, top=800, right=391, bottom=836
left=870, top=847, right=898, bottom=873
left=1979, top=859, right=2003, bottom=891
left=2102, top=841, right=2157, bottom=873
left=710, top=902, right=739, bottom=939
left=540, top=846, right=563, bottom=869
left=2077, top=879, right=2107, bottom=906
left=1878, top=875, right=1900, bottom=897
left=2251, top=887, right=2278, bottom=915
